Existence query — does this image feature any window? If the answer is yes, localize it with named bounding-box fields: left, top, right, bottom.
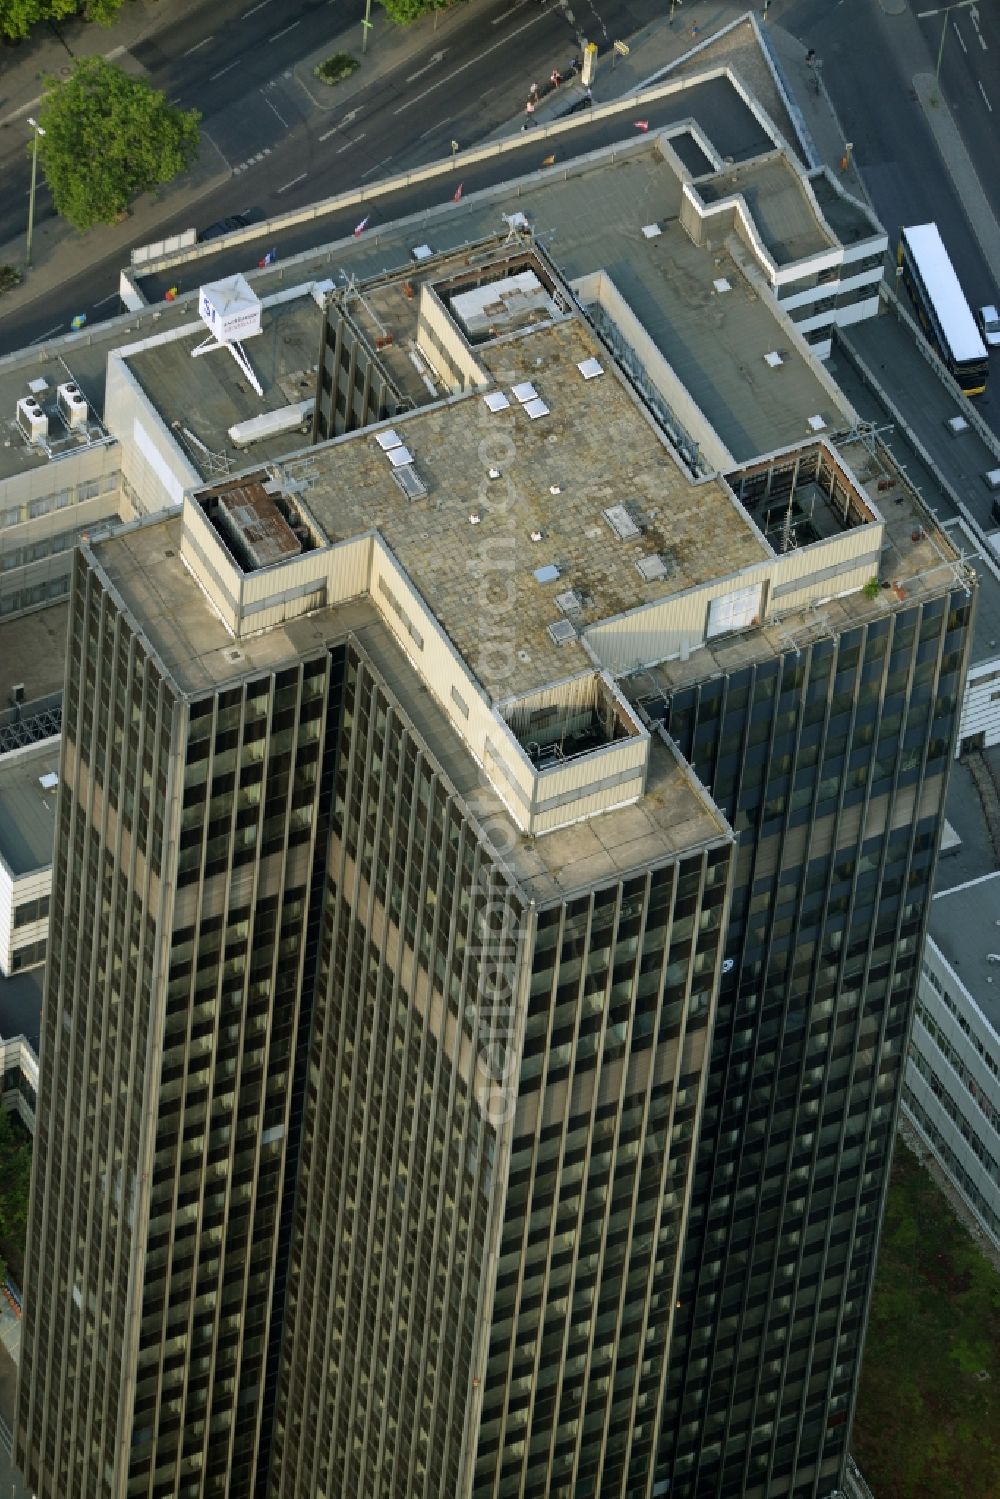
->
left=707, top=585, right=762, bottom=640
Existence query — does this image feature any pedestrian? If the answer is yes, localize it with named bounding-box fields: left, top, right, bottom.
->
left=529, top=81, right=539, bottom=101
left=550, top=68, right=562, bottom=88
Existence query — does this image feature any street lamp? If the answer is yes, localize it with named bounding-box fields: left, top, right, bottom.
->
left=916, top=0, right=979, bottom=93
left=26, top=116, right=45, bottom=270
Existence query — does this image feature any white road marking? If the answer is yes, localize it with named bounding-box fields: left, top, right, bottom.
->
left=954, top=21, right=968, bottom=53
left=406, top=49, right=446, bottom=85
left=394, top=10, right=545, bottom=113
left=979, top=78, right=993, bottom=110
left=262, top=92, right=288, bottom=126
left=210, top=60, right=239, bottom=79
left=270, top=20, right=301, bottom=39
left=970, top=6, right=987, bottom=48
left=361, top=157, right=391, bottom=177
left=241, top=0, right=271, bottom=14
left=94, top=292, right=119, bottom=307
left=29, top=326, right=62, bottom=344
left=277, top=172, right=307, bottom=192
left=335, top=133, right=366, bottom=151
left=183, top=36, right=212, bottom=54
left=492, top=0, right=530, bottom=20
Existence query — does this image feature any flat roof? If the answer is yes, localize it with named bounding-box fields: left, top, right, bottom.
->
left=94, top=312, right=771, bottom=700
left=0, top=342, right=112, bottom=484
left=810, top=172, right=883, bottom=248
left=0, top=968, right=42, bottom=1050
left=696, top=155, right=835, bottom=264
left=122, top=146, right=854, bottom=475
left=80, top=558, right=730, bottom=897
left=664, top=14, right=804, bottom=162
left=0, top=52, right=869, bottom=487
left=122, top=291, right=321, bottom=475
left=93, top=512, right=322, bottom=696
left=625, top=431, right=964, bottom=701
left=968, top=557, right=1000, bottom=668
left=931, top=870, right=1000, bottom=1033
left=0, top=300, right=208, bottom=485
left=0, top=740, right=61, bottom=877
left=352, top=607, right=731, bottom=904
left=302, top=318, right=768, bottom=695
left=0, top=601, right=69, bottom=710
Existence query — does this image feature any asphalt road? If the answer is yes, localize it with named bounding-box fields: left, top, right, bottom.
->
left=910, top=0, right=1000, bottom=225
left=785, top=0, right=1000, bottom=439
left=785, top=0, right=997, bottom=305
left=0, top=0, right=650, bottom=255
left=0, top=2, right=768, bottom=352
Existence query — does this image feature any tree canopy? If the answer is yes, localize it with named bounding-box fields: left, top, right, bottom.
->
left=377, top=0, right=466, bottom=26
left=0, top=1108, right=32, bottom=1291
left=0, top=0, right=125, bottom=42
left=36, top=59, right=201, bottom=232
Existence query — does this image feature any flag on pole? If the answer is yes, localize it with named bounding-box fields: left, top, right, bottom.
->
left=634, top=119, right=649, bottom=131
left=259, top=248, right=277, bottom=268
left=453, top=183, right=463, bottom=203
left=353, top=215, right=370, bottom=237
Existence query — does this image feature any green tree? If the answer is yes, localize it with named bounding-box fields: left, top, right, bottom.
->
left=0, top=0, right=68, bottom=42
left=377, top=0, right=466, bottom=26
left=36, top=58, right=201, bottom=232
left=0, top=0, right=126, bottom=43
left=0, top=1107, right=32, bottom=1290
left=81, top=0, right=129, bottom=24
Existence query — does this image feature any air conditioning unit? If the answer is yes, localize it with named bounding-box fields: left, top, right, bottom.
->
left=16, top=395, right=48, bottom=444
left=57, top=381, right=88, bottom=430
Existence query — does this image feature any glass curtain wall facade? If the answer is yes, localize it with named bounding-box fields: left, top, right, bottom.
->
left=17, top=550, right=352, bottom=1497
left=16, top=551, right=177, bottom=1497
left=644, top=591, right=972, bottom=1499
left=16, top=537, right=973, bottom=1499
left=470, top=843, right=733, bottom=1499
left=268, top=648, right=520, bottom=1499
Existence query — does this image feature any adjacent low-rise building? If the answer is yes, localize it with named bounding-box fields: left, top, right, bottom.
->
left=904, top=746, right=1000, bottom=1249
left=0, top=739, right=58, bottom=979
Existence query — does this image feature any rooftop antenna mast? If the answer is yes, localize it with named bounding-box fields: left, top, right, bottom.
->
left=336, top=269, right=388, bottom=339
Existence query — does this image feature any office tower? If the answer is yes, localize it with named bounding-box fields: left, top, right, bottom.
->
left=16, top=233, right=972, bottom=1499
left=639, top=576, right=974, bottom=1497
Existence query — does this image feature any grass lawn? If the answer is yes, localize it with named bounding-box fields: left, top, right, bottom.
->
left=852, top=1142, right=1000, bottom=1499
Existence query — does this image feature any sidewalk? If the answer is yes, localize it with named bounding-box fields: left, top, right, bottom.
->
left=1, top=0, right=998, bottom=344
left=0, top=0, right=208, bottom=131
left=488, top=5, right=872, bottom=214
left=0, top=128, right=230, bottom=331
left=292, top=2, right=498, bottom=117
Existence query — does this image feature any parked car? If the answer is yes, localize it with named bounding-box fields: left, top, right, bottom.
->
left=197, top=208, right=265, bottom=243
left=978, top=303, right=1000, bottom=348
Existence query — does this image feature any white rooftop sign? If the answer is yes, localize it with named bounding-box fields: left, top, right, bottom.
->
left=198, top=274, right=262, bottom=345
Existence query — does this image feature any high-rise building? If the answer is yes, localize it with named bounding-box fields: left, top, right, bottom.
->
left=16, top=223, right=972, bottom=1499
